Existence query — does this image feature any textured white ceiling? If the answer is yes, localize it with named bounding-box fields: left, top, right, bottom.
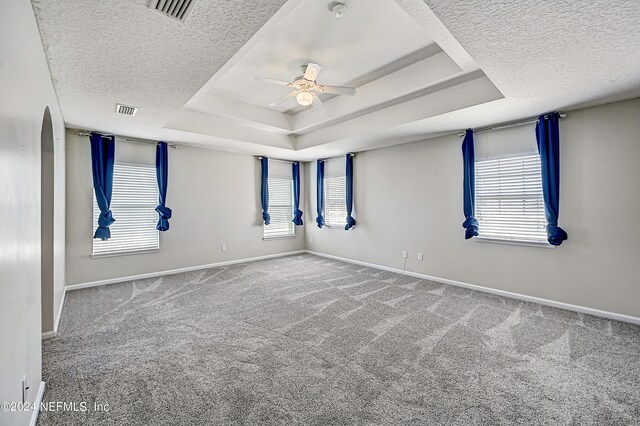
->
left=31, top=0, right=640, bottom=160
left=30, top=0, right=289, bottom=139
left=425, top=0, right=640, bottom=109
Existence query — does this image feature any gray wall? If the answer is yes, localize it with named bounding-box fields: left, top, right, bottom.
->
left=65, top=132, right=305, bottom=285
left=306, top=98, right=640, bottom=318
left=0, top=0, right=66, bottom=424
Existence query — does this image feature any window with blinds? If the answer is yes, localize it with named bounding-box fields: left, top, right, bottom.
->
left=263, top=176, right=295, bottom=239
left=92, top=163, right=159, bottom=255
left=475, top=154, right=547, bottom=243
left=324, top=175, right=347, bottom=227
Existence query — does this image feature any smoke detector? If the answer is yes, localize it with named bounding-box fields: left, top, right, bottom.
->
left=328, top=2, right=347, bottom=18
left=115, top=104, right=138, bottom=116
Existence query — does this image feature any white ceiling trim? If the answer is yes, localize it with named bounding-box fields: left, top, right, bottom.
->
left=188, top=92, right=293, bottom=133
left=295, top=73, right=503, bottom=150
left=164, top=110, right=295, bottom=150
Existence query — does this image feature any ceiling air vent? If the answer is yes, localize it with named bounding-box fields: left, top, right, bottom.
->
left=148, top=0, right=199, bottom=22
left=115, top=104, right=138, bottom=116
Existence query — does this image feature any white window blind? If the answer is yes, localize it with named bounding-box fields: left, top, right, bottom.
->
left=93, top=163, right=159, bottom=255
left=475, top=154, right=547, bottom=243
left=264, top=176, right=295, bottom=239
left=324, top=175, right=347, bottom=227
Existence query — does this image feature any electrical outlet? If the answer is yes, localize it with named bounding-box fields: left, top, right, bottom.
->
left=309, top=237, right=313, bottom=243
left=22, top=375, right=28, bottom=403
left=402, top=251, right=407, bottom=259
left=417, top=253, right=423, bottom=261
left=221, top=244, right=227, bottom=252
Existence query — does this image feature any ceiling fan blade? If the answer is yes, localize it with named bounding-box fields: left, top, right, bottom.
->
left=311, top=94, right=325, bottom=113
left=303, top=63, right=322, bottom=81
left=269, top=91, right=296, bottom=107
left=321, top=85, right=356, bottom=96
left=255, top=77, right=292, bottom=87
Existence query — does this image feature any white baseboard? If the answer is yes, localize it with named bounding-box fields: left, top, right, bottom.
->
left=29, top=381, right=45, bottom=426
left=54, top=289, right=66, bottom=333
left=60, top=248, right=640, bottom=325
left=42, top=288, right=67, bottom=340
left=65, top=250, right=306, bottom=292
left=41, top=331, right=56, bottom=340
left=305, top=250, right=640, bottom=325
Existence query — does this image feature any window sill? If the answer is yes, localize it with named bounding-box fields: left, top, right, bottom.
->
left=474, top=237, right=555, bottom=249
left=91, top=248, right=161, bottom=258
left=263, top=235, right=296, bottom=241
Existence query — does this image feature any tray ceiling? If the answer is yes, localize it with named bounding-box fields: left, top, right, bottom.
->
left=31, top=0, right=640, bottom=160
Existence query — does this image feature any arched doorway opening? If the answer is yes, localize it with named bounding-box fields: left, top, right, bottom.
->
left=41, top=106, right=55, bottom=334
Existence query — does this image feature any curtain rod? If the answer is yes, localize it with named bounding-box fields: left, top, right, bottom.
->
left=457, top=112, right=567, bottom=137
left=256, top=153, right=356, bottom=163
left=255, top=156, right=299, bottom=164
left=76, top=131, right=178, bottom=149
left=319, top=153, right=356, bottom=162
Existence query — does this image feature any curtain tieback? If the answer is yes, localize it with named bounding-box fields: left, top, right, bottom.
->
left=155, top=205, right=172, bottom=219
left=98, top=210, right=115, bottom=227
left=155, top=205, right=172, bottom=232
left=293, top=209, right=303, bottom=226
left=462, top=217, right=479, bottom=239
left=345, top=216, right=356, bottom=230
left=95, top=210, right=115, bottom=240
left=546, top=224, right=567, bottom=246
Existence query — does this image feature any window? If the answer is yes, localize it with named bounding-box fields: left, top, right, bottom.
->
left=324, top=175, right=347, bottom=227
left=93, top=163, right=159, bottom=256
left=263, top=176, right=295, bottom=239
left=475, top=154, right=547, bottom=243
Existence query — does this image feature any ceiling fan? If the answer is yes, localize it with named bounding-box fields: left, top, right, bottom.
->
left=256, top=63, right=356, bottom=113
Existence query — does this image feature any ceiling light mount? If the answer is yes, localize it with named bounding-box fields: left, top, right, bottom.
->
left=328, top=2, right=348, bottom=18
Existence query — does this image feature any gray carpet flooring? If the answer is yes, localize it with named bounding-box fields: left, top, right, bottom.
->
left=40, top=254, right=640, bottom=425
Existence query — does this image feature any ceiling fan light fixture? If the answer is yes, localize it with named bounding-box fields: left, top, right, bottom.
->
left=258, top=62, right=354, bottom=111
left=296, top=91, right=314, bottom=106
